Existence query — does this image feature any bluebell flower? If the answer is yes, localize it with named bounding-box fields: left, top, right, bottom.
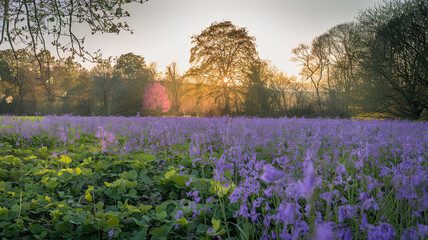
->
left=360, top=213, right=372, bottom=231
left=234, top=203, right=250, bottom=218
left=368, top=222, right=395, bottom=240
left=338, top=206, right=356, bottom=222
left=361, top=198, right=379, bottom=211
left=260, top=164, right=285, bottom=183
left=175, top=210, right=183, bottom=220
left=108, top=227, right=114, bottom=237
left=302, top=160, right=315, bottom=195
left=264, top=186, right=274, bottom=197
left=401, top=227, right=418, bottom=240
left=336, top=164, right=347, bottom=176
left=316, top=222, right=335, bottom=240
left=418, top=224, right=428, bottom=238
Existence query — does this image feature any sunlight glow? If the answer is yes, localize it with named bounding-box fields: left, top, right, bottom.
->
left=223, top=77, right=229, bottom=86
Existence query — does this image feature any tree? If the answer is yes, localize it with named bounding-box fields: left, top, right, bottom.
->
left=142, top=82, right=170, bottom=114
left=243, top=60, right=275, bottom=116
left=91, top=58, right=114, bottom=115
left=327, top=22, right=363, bottom=114
left=112, top=52, right=150, bottom=115
left=165, top=62, right=182, bottom=114
left=292, top=38, right=328, bottom=112
left=270, top=71, right=295, bottom=114
left=187, top=21, right=258, bottom=115
left=67, top=68, right=94, bottom=115
left=358, top=0, right=427, bottom=119
left=0, top=0, right=147, bottom=98
left=0, top=49, right=50, bottom=114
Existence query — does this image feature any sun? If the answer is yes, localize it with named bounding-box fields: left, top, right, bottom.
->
left=223, top=76, right=229, bottom=86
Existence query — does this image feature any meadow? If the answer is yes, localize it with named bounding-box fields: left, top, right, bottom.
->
left=0, top=115, right=426, bottom=239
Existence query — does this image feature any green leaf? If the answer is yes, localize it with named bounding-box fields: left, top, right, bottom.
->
left=136, top=153, right=156, bottom=162
left=107, top=216, right=120, bottom=227
left=209, top=180, right=235, bottom=197
left=156, top=202, right=168, bottom=214
left=156, top=211, right=167, bottom=220
left=149, top=227, right=164, bottom=237
left=212, top=218, right=220, bottom=230
left=139, top=205, right=152, bottom=211
left=85, top=193, right=92, bottom=202
left=196, top=223, right=209, bottom=233
left=165, top=170, right=176, bottom=180
left=45, top=179, right=59, bottom=189
left=118, top=180, right=127, bottom=194
left=129, top=170, right=138, bottom=179
left=96, top=202, right=104, bottom=211
left=131, top=229, right=147, bottom=239
left=175, top=218, right=188, bottom=225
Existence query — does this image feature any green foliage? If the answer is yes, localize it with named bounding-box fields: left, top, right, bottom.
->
left=0, top=130, right=238, bottom=239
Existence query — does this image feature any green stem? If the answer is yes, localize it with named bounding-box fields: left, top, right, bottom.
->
left=219, top=195, right=231, bottom=239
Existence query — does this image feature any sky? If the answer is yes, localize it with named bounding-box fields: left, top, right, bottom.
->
left=76, top=0, right=384, bottom=77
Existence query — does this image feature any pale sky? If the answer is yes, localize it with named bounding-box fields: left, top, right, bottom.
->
left=75, top=0, right=384, bottom=76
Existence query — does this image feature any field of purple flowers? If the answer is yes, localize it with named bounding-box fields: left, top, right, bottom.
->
left=0, top=116, right=427, bottom=239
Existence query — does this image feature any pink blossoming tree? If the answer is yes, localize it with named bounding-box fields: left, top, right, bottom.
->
left=142, top=82, right=170, bottom=114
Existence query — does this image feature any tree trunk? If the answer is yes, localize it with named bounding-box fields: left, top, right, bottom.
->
left=223, top=86, right=230, bottom=115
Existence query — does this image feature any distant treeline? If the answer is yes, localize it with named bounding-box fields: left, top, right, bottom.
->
left=0, top=0, right=426, bottom=120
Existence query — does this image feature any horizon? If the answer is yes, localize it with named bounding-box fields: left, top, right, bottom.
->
left=72, top=0, right=384, bottom=76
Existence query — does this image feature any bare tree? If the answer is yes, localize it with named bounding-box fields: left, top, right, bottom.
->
left=292, top=39, right=326, bottom=111
left=358, top=0, right=427, bottom=119
left=165, top=62, right=182, bottom=114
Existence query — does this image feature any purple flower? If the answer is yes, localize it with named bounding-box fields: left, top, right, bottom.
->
left=302, top=160, right=316, bottom=194
left=336, top=226, right=352, bottom=240
left=401, top=227, right=419, bottom=240
left=418, top=224, right=428, bottom=237
left=279, top=224, right=291, bottom=239
left=360, top=213, right=372, bottom=231
left=175, top=210, right=183, bottom=220
left=250, top=210, right=261, bottom=222
left=264, top=186, right=274, bottom=197
left=336, top=164, right=347, bottom=176
left=277, top=203, right=297, bottom=224
left=185, top=178, right=193, bottom=186
left=338, top=206, right=356, bottom=222
left=260, top=164, right=285, bottom=183
left=271, top=231, right=277, bottom=239
left=361, top=198, right=379, bottom=211
left=315, top=211, right=323, bottom=225
left=292, top=219, right=309, bottom=239
left=234, top=203, right=250, bottom=218
left=316, top=222, right=335, bottom=240
left=359, top=192, right=371, bottom=201
left=263, top=214, right=272, bottom=227
left=321, top=192, right=333, bottom=203
left=108, top=227, right=114, bottom=237
left=368, top=222, right=395, bottom=240
left=192, top=190, right=201, bottom=203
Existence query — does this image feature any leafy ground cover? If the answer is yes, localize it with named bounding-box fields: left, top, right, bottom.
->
left=0, top=115, right=427, bottom=239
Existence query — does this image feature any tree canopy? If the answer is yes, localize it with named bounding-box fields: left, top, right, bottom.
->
left=0, top=0, right=146, bottom=97
left=187, top=21, right=258, bottom=114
